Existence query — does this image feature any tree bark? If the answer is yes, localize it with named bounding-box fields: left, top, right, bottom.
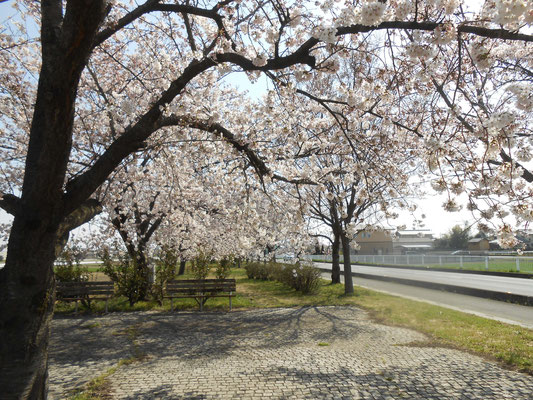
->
left=133, top=249, right=151, bottom=302
left=331, top=233, right=341, bottom=284
left=341, top=233, right=354, bottom=295
left=0, top=2, right=109, bottom=397
left=0, top=220, right=58, bottom=399
left=178, top=260, right=186, bottom=275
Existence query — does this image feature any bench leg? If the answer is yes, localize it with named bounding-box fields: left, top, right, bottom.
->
left=229, top=293, right=232, bottom=311
left=105, top=299, right=108, bottom=314
left=75, top=300, right=78, bottom=314
left=171, top=298, right=174, bottom=311
left=200, top=297, right=203, bottom=312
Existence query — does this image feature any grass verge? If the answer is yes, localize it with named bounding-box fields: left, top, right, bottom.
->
left=313, top=259, right=533, bottom=275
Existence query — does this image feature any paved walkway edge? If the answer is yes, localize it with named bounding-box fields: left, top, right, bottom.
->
left=318, top=268, right=533, bottom=307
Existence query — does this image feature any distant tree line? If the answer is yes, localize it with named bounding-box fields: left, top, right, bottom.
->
left=433, top=225, right=472, bottom=250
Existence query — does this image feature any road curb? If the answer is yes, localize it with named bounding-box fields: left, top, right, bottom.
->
left=317, top=267, right=533, bottom=307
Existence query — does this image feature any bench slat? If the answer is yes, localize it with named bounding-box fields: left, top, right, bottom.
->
left=166, top=285, right=235, bottom=291
left=165, top=279, right=236, bottom=311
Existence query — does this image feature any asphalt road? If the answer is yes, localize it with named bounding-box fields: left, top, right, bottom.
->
left=315, top=262, right=533, bottom=296
left=317, top=264, right=533, bottom=329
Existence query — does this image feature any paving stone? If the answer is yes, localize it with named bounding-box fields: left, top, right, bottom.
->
left=48, top=306, right=533, bottom=399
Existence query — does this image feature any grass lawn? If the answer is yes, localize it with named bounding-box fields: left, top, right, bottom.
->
left=314, top=259, right=533, bottom=274
left=55, top=267, right=533, bottom=375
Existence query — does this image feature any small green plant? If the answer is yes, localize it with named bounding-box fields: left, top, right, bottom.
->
left=287, top=261, right=321, bottom=294
left=101, top=249, right=144, bottom=306
left=151, top=246, right=178, bottom=304
left=55, top=246, right=93, bottom=308
left=191, top=250, right=212, bottom=280
left=55, top=246, right=91, bottom=283
left=216, top=256, right=233, bottom=279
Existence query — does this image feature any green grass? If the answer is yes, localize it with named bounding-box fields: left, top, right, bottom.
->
left=56, top=267, right=533, bottom=375
left=380, top=261, right=531, bottom=274
left=314, top=259, right=533, bottom=274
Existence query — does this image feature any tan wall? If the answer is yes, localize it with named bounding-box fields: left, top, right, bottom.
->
left=468, top=240, right=490, bottom=251
left=355, top=231, right=394, bottom=255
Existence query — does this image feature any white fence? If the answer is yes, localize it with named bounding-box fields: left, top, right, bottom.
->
left=310, top=254, right=533, bottom=273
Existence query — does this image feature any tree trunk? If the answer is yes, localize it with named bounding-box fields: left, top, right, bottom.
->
left=331, top=233, right=341, bottom=284
left=130, top=249, right=151, bottom=302
left=0, top=217, right=59, bottom=399
left=0, top=3, right=112, bottom=396
left=178, top=260, right=186, bottom=275
left=341, top=233, right=354, bottom=294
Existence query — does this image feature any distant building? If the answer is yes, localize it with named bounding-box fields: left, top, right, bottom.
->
left=354, top=229, right=434, bottom=255
left=467, top=238, right=490, bottom=252
left=354, top=229, right=394, bottom=255
left=516, top=230, right=533, bottom=250
left=394, top=230, right=434, bottom=254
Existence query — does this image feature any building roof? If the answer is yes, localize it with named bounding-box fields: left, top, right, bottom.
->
left=468, top=238, right=488, bottom=243
left=397, top=230, right=433, bottom=236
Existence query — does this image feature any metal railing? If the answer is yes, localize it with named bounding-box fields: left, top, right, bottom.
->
left=309, top=254, right=533, bottom=273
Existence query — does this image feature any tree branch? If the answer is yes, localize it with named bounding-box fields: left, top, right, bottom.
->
left=338, top=21, right=533, bottom=42
left=57, top=198, right=102, bottom=238
left=0, top=193, right=22, bottom=216
left=158, top=114, right=315, bottom=185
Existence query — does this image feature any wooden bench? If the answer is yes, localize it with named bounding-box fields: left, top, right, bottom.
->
left=56, top=281, right=115, bottom=313
left=165, top=279, right=236, bottom=311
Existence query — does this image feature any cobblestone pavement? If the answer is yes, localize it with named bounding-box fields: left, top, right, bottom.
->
left=49, top=306, right=533, bottom=399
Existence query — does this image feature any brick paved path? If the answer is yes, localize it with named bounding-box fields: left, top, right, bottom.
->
left=49, top=306, right=533, bottom=399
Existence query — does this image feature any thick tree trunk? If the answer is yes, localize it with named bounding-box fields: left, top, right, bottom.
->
left=134, top=251, right=151, bottom=302
left=178, top=260, right=186, bottom=275
left=0, top=217, right=59, bottom=399
left=0, top=3, right=108, bottom=396
left=331, top=234, right=341, bottom=284
left=341, top=233, right=354, bottom=295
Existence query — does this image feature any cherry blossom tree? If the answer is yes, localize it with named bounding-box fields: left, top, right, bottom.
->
left=0, top=0, right=532, bottom=398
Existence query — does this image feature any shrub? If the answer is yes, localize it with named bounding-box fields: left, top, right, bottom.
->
left=244, top=261, right=262, bottom=279
left=245, top=261, right=275, bottom=280
left=55, top=246, right=93, bottom=308
left=246, top=260, right=321, bottom=294
left=191, top=250, right=211, bottom=280
left=151, top=246, right=178, bottom=304
left=288, top=261, right=321, bottom=294
left=244, top=261, right=257, bottom=279
left=101, top=249, right=144, bottom=306
left=216, top=256, right=233, bottom=279
left=271, top=262, right=293, bottom=284
left=55, top=246, right=91, bottom=283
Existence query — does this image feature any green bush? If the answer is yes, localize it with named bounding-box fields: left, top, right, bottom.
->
left=272, top=262, right=293, bottom=284
left=244, top=261, right=258, bottom=279
left=216, top=256, right=233, bottom=279
left=151, top=246, right=178, bottom=304
left=55, top=246, right=93, bottom=308
left=191, top=250, right=211, bottom=280
left=245, top=260, right=321, bottom=294
left=244, top=261, right=273, bottom=280
left=55, top=247, right=91, bottom=283
left=287, top=261, right=321, bottom=294
left=101, top=249, right=144, bottom=306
